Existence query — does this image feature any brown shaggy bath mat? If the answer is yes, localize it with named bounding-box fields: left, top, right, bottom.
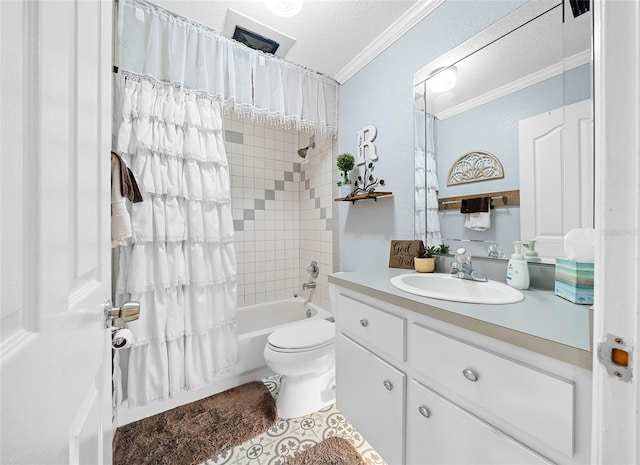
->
left=284, top=436, right=367, bottom=465
left=113, top=380, right=277, bottom=465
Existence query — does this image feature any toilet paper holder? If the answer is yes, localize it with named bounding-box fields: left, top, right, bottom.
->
left=104, top=300, right=140, bottom=328
left=111, top=328, right=133, bottom=350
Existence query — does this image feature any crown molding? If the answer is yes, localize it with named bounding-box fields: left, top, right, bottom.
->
left=435, top=49, right=591, bottom=120
left=334, top=0, right=445, bottom=84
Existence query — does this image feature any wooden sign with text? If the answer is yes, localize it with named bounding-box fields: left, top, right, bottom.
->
left=389, top=240, right=425, bottom=269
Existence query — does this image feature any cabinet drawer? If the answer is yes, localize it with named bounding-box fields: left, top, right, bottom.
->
left=409, top=323, right=574, bottom=457
left=336, top=293, right=405, bottom=361
left=407, top=380, right=553, bottom=465
left=336, top=334, right=405, bottom=465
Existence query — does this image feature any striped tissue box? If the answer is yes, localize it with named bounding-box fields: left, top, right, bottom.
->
left=555, top=258, right=594, bottom=305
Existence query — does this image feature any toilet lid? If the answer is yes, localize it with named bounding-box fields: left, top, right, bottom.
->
left=267, top=319, right=334, bottom=351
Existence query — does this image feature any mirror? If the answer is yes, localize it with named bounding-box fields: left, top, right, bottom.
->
left=414, top=1, right=593, bottom=262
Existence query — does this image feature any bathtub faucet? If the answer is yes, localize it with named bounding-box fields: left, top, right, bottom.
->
left=302, top=282, right=316, bottom=290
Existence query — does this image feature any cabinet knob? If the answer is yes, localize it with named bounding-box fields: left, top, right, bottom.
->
left=383, top=380, right=393, bottom=391
left=360, top=319, right=368, bottom=327
left=462, top=369, right=479, bottom=382
left=418, top=405, right=431, bottom=418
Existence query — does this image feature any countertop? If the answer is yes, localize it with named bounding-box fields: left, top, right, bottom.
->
left=329, top=268, right=593, bottom=369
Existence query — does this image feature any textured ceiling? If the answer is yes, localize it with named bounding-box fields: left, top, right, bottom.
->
left=149, top=0, right=421, bottom=81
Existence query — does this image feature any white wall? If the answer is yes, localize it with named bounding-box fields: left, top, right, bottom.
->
left=336, top=0, right=528, bottom=271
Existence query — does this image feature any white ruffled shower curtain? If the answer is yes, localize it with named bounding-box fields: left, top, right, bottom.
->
left=114, top=0, right=339, bottom=407
left=114, top=73, right=237, bottom=406
left=425, top=113, right=442, bottom=247
left=415, top=109, right=441, bottom=247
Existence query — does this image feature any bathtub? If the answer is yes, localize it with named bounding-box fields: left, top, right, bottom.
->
left=234, top=297, right=333, bottom=376
left=118, top=297, right=331, bottom=426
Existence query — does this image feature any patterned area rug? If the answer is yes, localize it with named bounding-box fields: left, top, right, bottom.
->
left=207, top=376, right=386, bottom=465
left=284, top=436, right=366, bottom=465
left=113, top=381, right=277, bottom=465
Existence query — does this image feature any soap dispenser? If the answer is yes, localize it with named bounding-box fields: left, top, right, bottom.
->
left=506, top=241, right=530, bottom=289
left=525, top=239, right=541, bottom=262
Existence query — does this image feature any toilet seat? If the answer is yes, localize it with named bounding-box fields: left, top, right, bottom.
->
left=267, top=319, right=334, bottom=353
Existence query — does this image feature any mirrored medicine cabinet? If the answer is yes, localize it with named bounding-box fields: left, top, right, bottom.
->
left=413, top=0, right=593, bottom=263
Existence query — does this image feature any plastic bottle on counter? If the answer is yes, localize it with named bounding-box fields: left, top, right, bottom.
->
left=506, top=241, right=530, bottom=290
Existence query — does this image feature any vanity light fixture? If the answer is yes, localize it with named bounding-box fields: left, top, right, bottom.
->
left=428, top=67, right=457, bottom=93
left=264, top=0, right=303, bottom=17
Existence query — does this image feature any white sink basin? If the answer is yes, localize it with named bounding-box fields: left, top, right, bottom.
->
left=390, top=273, right=524, bottom=304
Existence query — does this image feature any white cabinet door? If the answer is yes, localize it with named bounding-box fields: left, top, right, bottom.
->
left=519, top=99, right=593, bottom=259
left=336, top=334, right=405, bottom=465
left=0, top=1, right=113, bottom=464
left=407, top=380, right=553, bottom=465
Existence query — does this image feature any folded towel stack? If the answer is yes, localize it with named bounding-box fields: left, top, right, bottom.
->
left=460, top=197, right=491, bottom=231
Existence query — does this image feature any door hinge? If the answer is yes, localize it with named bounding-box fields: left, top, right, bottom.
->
left=597, top=334, right=633, bottom=382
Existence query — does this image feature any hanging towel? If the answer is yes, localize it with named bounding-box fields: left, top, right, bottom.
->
left=111, top=152, right=143, bottom=203
left=111, top=153, right=140, bottom=247
left=460, top=197, right=490, bottom=213
left=461, top=197, right=491, bottom=231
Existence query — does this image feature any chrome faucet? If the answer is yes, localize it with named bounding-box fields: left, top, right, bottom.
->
left=302, top=282, right=317, bottom=290
left=451, top=248, right=488, bottom=282
left=306, top=261, right=319, bottom=279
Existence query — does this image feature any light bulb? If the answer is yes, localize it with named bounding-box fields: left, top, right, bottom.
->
left=428, top=67, right=457, bottom=93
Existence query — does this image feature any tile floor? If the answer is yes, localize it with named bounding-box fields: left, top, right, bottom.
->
left=205, top=375, right=386, bottom=465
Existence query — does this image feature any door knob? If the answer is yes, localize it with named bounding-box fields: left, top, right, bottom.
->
left=105, top=300, right=140, bottom=327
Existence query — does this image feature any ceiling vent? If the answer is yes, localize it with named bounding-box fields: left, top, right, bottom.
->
left=569, top=0, right=590, bottom=18
left=233, top=26, right=280, bottom=54
left=223, top=9, right=296, bottom=57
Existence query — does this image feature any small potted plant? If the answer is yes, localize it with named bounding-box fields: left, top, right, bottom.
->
left=336, top=152, right=355, bottom=197
left=414, top=245, right=437, bottom=273
left=437, top=243, right=450, bottom=255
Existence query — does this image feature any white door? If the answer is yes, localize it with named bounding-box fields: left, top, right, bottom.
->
left=519, top=99, right=594, bottom=259
left=592, top=0, right=640, bottom=463
left=0, top=1, right=113, bottom=464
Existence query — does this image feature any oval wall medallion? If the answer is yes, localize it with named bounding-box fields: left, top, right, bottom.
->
left=446, top=151, right=504, bottom=186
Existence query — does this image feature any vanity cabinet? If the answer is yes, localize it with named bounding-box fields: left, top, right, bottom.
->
left=332, top=285, right=592, bottom=465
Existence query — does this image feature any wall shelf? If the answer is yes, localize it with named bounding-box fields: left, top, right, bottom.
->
left=335, top=191, right=393, bottom=204
left=437, top=189, right=520, bottom=211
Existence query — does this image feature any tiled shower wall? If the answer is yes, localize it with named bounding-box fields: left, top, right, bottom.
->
left=224, top=114, right=335, bottom=310
left=298, top=132, right=335, bottom=311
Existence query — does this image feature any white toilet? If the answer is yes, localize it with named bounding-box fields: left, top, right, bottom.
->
left=263, top=318, right=336, bottom=418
